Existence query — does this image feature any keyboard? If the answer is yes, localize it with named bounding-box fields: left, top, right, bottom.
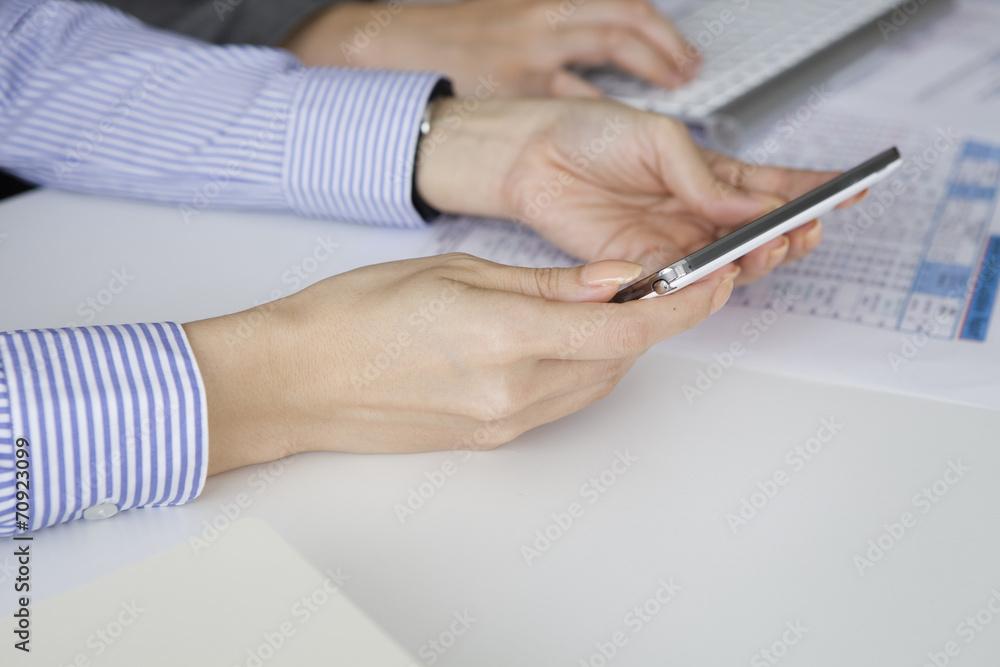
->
left=586, top=0, right=903, bottom=119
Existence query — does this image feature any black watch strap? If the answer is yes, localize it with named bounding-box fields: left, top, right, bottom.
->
left=411, top=78, right=454, bottom=221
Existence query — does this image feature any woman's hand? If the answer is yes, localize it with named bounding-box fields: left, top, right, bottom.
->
left=281, top=0, right=699, bottom=97
left=416, top=97, right=863, bottom=283
left=184, top=253, right=735, bottom=474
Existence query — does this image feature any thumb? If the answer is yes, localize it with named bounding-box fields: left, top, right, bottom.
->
left=478, top=260, right=645, bottom=302
left=548, top=69, right=605, bottom=99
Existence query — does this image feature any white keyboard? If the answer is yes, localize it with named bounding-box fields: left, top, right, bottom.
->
left=588, top=0, right=903, bottom=119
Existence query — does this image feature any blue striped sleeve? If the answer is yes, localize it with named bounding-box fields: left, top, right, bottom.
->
left=0, top=323, right=207, bottom=536
left=0, top=0, right=441, bottom=228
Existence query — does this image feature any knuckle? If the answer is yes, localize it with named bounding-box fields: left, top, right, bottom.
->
left=471, top=300, right=523, bottom=360
left=439, top=252, right=483, bottom=274
left=486, top=420, right=521, bottom=448
left=606, top=356, right=631, bottom=378
left=598, top=26, right=629, bottom=52
left=532, top=266, right=561, bottom=298
left=470, top=375, right=522, bottom=423
left=606, top=316, right=650, bottom=356
left=595, top=379, right=617, bottom=402
left=622, top=0, right=654, bottom=20
left=657, top=113, right=686, bottom=136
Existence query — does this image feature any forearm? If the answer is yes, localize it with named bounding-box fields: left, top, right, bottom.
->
left=0, top=0, right=442, bottom=227
left=84, top=0, right=345, bottom=46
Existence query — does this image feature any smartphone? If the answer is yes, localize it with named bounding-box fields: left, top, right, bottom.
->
left=608, top=147, right=902, bottom=303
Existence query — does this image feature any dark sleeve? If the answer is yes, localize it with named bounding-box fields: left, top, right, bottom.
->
left=79, top=0, right=350, bottom=46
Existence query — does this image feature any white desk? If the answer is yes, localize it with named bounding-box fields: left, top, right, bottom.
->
left=1, top=187, right=998, bottom=665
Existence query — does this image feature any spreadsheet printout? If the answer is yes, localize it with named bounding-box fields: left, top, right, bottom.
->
left=726, top=114, right=1000, bottom=344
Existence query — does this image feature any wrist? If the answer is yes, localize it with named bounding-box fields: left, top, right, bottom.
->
left=183, top=309, right=298, bottom=476
left=280, top=3, right=371, bottom=66
left=415, top=97, right=546, bottom=219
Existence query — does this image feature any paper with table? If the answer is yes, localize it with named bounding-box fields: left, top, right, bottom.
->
left=370, top=0, right=999, bottom=411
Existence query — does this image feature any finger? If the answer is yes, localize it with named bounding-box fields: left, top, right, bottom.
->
left=512, top=357, right=635, bottom=407
left=704, top=151, right=840, bottom=203
left=534, top=273, right=733, bottom=360
left=564, top=0, right=699, bottom=83
left=551, top=26, right=678, bottom=90
left=446, top=256, right=645, bottom=302
left=784, top=218, right=823, bottom=265
left=548, top=69, right=606, bottom=98
left=704, top=152, right=871, bottom=213
left=498, top=379, right=627, bottom=445
left=836, top=188, right=869, bottom=209
left=734, top=235, right=789, bottom=285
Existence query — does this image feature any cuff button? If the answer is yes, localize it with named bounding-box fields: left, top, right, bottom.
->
left=83, top=503, right=119, bottom=520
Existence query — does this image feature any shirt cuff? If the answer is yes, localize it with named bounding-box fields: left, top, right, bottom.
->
left=282, top=67, right=445, bottom=228
left=0, top=323, right=208, bottom=536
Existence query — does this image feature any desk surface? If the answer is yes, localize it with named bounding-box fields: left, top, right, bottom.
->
left=1, top=187, right=999, bottom=665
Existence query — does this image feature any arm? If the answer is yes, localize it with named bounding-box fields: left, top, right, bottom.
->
left=0, top=324, right=206, bottom=536
left=77, top=0, right=700, bottom=99
left=79, top=0, right=344, bottom=47
left=0, top=0, right=441, bottom=227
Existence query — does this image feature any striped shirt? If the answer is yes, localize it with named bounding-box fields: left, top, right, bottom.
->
left=0, top=0, right=445, bottom=535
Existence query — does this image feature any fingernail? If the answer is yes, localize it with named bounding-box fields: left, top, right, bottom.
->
left=711, top=278, right=734, bottom=314
left=721, top=265, right=741, bottom=281
left=581, top=260, right=644, bottom=287
left=768, top=236, right=790, bottom=266
left=804, top=220, right=823, bottom=247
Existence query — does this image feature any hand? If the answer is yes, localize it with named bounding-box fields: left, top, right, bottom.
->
left=184, top=254, right=734, bottom=474
left=280, top=0, right=698, bottom=97
left=417, top=97, right=867, bottom=283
